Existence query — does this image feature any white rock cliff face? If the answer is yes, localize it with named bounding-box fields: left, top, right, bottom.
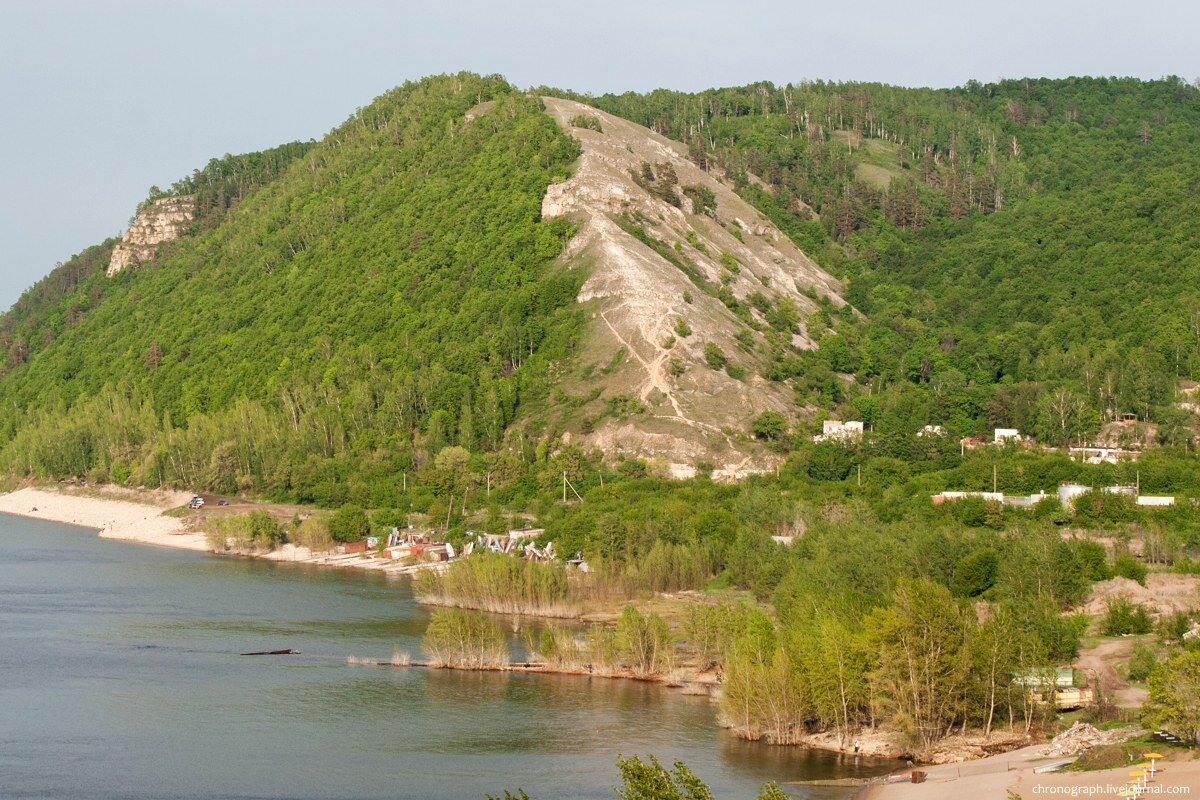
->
left=106, top=196, right=195, bottom=277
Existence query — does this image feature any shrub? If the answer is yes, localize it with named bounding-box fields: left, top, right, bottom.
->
left=682, top=184, right=716, bottom=215
left=206, top=510, right=286, bottom=551
left=569, top=114, right=602, bottom=132
left=414, top=553, right=574, bottom=616
left=525, top=624, right=586, bottom=670
left=422, top=608, right=509, bottom=668
left=752, top=411, right=788, bottom=441
left=703, top=342, right=727, bottom=370
left=328, top=504, right=370, bottom=543
left=617, top=604, right=675, bottom=676
left=1157, top=610, right=1193, bottom=641
left=1071, top=539, right=1111, bottom=581
left=1113, top=554, right=1147, bottom=586
left=685, top=603, right=751, bottom=668
left=292, top=515, right=334, bottom=551
left=952, top=548, right=999, bottom=597
left=1127, top=643, right=1157, bottom=682
left=1101, top=597, right=1153, bottom=636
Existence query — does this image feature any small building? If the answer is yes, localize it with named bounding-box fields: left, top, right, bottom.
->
left=1058, top=483, right=1091, bottom=509
left=814, top=420, right=864, bottom=442
left=508, top=527, right=545, bottom=540
left=932, top=491, right=1004, bottom=504
left=1137, top=495, right=1176, bottom=507
left=994, top=428, right=1022, bottom=443
left=1055, top=687, right=1095, bottom=709
left=1014, top=667, right=1074, bottom=689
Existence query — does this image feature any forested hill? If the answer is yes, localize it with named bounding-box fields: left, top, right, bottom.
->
left=0, top=74, right=584, bottom=502
left=2, top=73, right=1199, bottom=505
left=559, top=77, right=1200, bottom=443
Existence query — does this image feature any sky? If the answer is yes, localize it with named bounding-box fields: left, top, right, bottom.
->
left=1, top=0, right=1197, bottom=309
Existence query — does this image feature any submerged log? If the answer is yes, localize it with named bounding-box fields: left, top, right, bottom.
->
left=240, top=649, right=301, bottom=656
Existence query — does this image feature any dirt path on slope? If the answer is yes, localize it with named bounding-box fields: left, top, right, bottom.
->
left=1075, top=636, right=1149, bottom=708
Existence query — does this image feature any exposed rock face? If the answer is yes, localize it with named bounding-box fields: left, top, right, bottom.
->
left=538, top=97, right=851, bottom=478
left=106, top=196, right=195, bottom=276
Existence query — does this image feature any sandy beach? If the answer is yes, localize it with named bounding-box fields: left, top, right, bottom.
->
left=0, top=485, right=208, bottom=551
left=861, top=743, right=1198, bottom=800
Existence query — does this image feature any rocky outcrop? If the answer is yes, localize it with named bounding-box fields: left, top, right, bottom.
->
left=538, top=97, right=851, bottom=477
left=106, top=195, right=195, bottom=276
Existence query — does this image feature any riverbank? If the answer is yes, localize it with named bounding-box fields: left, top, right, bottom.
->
left=0, top=484, right=438, bottom=576
left=859, top=743, right=1199, bottom=800
left=0, top=485, right=207, bottom=550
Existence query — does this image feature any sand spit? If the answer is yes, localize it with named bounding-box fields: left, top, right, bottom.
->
left=0, top=485, right=207, bottom=550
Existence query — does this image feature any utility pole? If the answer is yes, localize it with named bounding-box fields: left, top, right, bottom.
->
left=486, top=471, right=491, bottom=499
left=563, top=471, right=567, bottom=503
left=993, top=464, right=998, bottom=493
left=402, top=472, right=407, bottom=493
left=857, top=463, right=861, bottom=486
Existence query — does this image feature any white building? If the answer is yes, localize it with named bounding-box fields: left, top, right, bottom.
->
left=994, top=428, right=1022, bottom=443
left=814, top=420, right=864, bottom=442
left=1058, top=483, right=1090, bottom=508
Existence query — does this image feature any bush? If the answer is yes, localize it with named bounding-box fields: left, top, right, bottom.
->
left=292, top=515, right=334, bottom=552
left=422, top=608, right=509, bottom=668
left=1157, top=610, right=1193, bottom=641
left=1071, top=539, right=1111, bottom=581
left=414, top=553, right=574, bottom=616
left=682, top=184, right=716, bottom=215
left=752, top=411, right=788, bottom=441
left=704, top=342, right=727, bottom=370
left=569, top=114, right=602, bottom=132
left=206, top=510, right=286, bottom=551
left=1113, top=554, right=1147, bottom=586
left=951, top=548, right=999, bottom=597
left=616, top=604, right=674, bottom=676
left=328, top=504, right=370, bottom=543
left=1127, top=643, right=1157, bottom=682
left=1101, top=597, right=1153, bottom=636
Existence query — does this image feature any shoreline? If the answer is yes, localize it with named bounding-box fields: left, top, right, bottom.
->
left=0, top=485, right=208, bottom=550
left=0, top=484, right=433, bottom=576
left=0, top=482, right=1093, bottom=772
left=856, top=743, right=1198, bottom=800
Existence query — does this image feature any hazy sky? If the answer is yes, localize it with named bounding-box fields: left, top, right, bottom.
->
left=1, top=0, right=1196, bottom=309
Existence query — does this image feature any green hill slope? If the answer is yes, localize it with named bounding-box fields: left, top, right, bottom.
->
left=563, top=77, right=1200, bottom=442
left=4, top=73, right=1199, bottom=505
left=0, top=73, right=582, bottom=502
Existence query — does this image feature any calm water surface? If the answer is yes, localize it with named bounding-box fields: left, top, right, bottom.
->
left=0, top=515, right=897, bottom=799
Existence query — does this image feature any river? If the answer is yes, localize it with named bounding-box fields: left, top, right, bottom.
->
left=0, top=514, right=897, bottom=799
